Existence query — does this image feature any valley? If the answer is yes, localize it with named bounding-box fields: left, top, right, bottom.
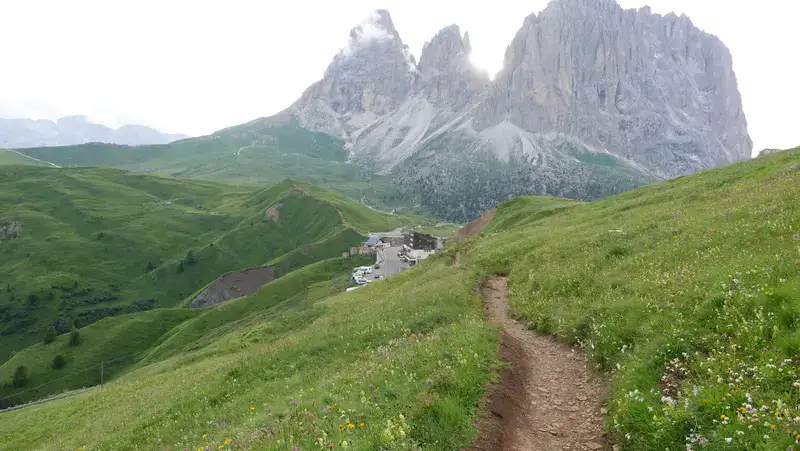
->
left=0, top=166, right=430, bottom=404
left=0, top=145, right=795, bottom=450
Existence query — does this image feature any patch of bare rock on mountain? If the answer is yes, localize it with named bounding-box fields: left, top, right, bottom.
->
left=189, top=266, right=276, bottom=308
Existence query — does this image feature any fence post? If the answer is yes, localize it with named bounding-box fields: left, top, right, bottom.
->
left=100, top=361, right=104, bottom=387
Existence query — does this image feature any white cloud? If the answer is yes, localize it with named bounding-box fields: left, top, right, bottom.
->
left=342, top=15, right=395, bottom=56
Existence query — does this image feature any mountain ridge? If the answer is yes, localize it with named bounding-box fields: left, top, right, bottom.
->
left=0, top=115, right=189, bottom=148
left=1, top=0, right=753, bottom=222
left=286, top=0, right=751, bottom=173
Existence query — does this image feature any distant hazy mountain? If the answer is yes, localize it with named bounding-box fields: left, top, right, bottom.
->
left=0, top=115, right=189, bottom=148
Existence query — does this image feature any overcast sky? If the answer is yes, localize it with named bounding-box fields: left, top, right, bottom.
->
left=0, top=0, right=797, bottom=153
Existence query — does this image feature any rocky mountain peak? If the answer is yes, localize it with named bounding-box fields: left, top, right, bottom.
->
left=346, top=9, right=402, bottom=53
left=290, top=10, right=419, bottom=139
left=476, top=0, right=751, bottom=176
left=284, top=1, right=752, bottom=220
left=418, top=25, right=488, bottom=107
left=418, top=25, right=466, bottom=78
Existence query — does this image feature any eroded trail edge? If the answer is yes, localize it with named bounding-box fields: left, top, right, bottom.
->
left=473, top=277, right=610, bottom=451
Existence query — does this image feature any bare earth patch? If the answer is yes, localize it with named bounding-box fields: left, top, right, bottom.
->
left=452, top=208, right=496, bottom=244
left=189, top=266, right=276, bottom=308
left=473, top=277, right=609, bottom=451
left=265, top=203, right=282, bottom=222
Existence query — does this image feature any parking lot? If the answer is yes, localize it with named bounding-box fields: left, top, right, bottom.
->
left=375, top=245, right=410, bottom=279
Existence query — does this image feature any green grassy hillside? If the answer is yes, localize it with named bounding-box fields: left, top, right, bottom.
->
left=0, top=149, right=47, bottom=166
left=5, top=120, right=409, bottom=210
left=1, top=148, right=796, bottom=450
left=462, top=148, right=800, bottom=449
left=0, top=256, right=369, bottom=407
left=0, top=167, right=423, bottom=364
left=0, top=308, right=199, bottom=405
left=0, top=256, right=495, bottom=451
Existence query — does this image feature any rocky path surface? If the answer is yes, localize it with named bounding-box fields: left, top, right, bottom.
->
left=473, top=277, right=610, bottom=451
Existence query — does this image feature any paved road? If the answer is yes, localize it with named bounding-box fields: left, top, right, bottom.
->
left=375, top=246, right=409, bottom=279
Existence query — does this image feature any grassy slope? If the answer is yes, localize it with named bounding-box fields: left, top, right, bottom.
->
left=0, top=258, right=497, bottom=451
left=7, top=121, right=404, bottom=210
left=0, top=150, right=46, bottom=166
left=2, top=149, right=796, bottom=450
left=0, top=256, right=370, bottom=406
left=463, top=148, right=800, bottom=449
left=142, top=256, right=373, bottom=363
left=0, top=167, right=424, bottom=363
left=0, top=308, right=199, bottom=404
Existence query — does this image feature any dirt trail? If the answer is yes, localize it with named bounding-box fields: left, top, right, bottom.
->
left=473, top=277, right=609, bottom=451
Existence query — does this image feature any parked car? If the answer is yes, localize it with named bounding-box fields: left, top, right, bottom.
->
left=374, top=274, right=381, bottom=279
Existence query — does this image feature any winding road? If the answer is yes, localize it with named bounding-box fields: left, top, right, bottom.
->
left=1, top=149, right=61, bottom=168
left=235, top=140, right=258, bottom=156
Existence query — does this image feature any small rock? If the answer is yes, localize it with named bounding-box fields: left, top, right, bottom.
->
left=577, top=395, right=588, bottom=401
left=538, top=387, right=549, bottom=394
left=586, top=442, right=603, bottom=450
left=600, top=407, right=608, bottom=415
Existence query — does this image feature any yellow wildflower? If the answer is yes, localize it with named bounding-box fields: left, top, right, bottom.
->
left=224, top=439, right=231, bottom=445
left=348, top=423, right=355, bottom=429
left=359, top=422, right=365, bottom=429
left=720, top=414, right=727, bottom=420
left=249, top=407, right=255, bottom=412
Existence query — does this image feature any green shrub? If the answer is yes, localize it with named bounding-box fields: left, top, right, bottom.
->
left=52, top=355, right=66, bottom=369
left=68, top=328, right=81, bottom=347
left=11, top=365, right=27, bottom=387
left=43, top=326, right=56, bottom=344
